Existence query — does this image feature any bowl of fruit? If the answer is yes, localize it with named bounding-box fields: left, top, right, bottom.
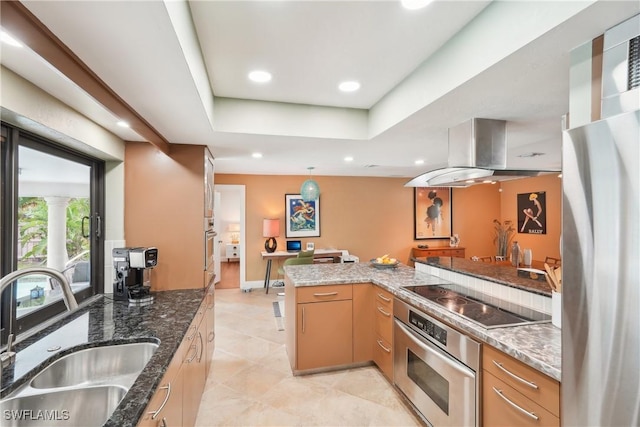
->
left=370, top=254, right=399, bottom=269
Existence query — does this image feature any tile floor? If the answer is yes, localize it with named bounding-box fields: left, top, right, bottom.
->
left=195, top=288, right=422, bottom=426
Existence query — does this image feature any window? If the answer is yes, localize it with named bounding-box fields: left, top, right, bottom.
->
left=1, top=123, right=104, bottom=345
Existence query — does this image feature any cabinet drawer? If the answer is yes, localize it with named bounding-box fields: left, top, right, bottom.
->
left=483, top=345, right=560, bottom=416
left=373, top=335, right=393, bottom=382
left=374, top=302, right=393, bottom=343
left=484, top=371, right=559, bottom=427
left=297, top=285, right=352, bottom=304
left=374, top=288, right=393, bottom=308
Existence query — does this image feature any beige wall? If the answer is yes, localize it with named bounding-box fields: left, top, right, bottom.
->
left=216, top=173, right=562, bottom=283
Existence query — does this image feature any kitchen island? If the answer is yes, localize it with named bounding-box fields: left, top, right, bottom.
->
left=283, top=261, right=560, bottom=381
left=413, top=255, right=553, bottom=295
left=0, top=288, right=207, bottom=426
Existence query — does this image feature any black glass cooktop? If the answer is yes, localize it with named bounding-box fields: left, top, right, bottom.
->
left=403, top=284, right=551, bottom=329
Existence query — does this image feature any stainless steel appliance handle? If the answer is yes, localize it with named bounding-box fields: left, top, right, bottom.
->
left=492, top=387, right=539, bottom=420
left=376, top=293, right=391, bottom=302
left=149, top=383, right=171, bottom=419
left=396, top=320, right=476, bottom=378
left=376, top=339, right=391, bottom=353
left=313, top=292, right=338, bottom=297
left=492, top=360, right=538, bottom=389
left=377, top=306, right=391, bottom=317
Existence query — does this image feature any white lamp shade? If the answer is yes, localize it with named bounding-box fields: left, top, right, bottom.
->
left=263, top=219, right=279, bottom=238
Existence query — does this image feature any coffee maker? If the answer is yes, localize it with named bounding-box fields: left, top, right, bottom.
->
left=112, top=247, right=158, bottom=304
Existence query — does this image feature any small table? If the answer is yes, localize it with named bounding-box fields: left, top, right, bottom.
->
left=261, top=249, right=345, bottom=294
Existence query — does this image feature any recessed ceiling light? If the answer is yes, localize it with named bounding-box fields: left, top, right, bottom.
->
left=248, top=70, right=272, bottom=83
left=1, top=31, right=23, bottom=48
left=401, top=0, right=434, bottom=10
left=338, top=81, right=360, bottom=92
left=252, top=152, right=263, bottom=159
left=344, top=156, right=354, bottom=162
left=414, top=159, right=424, bottom=165
left=116, top=121, right=130, bottom=128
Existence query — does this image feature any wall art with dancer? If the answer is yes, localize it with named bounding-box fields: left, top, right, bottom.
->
left=285, top=194, right=320, bottom=238
left=414, top=187, right=452, bottom=240
left=517, top=191, right=546, bottom=234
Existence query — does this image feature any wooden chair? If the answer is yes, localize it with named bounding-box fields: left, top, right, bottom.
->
left=545, top=256, right=561, bottom=266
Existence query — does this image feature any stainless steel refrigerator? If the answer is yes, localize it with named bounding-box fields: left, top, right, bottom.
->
left=562, top=108, right=639, bottom=426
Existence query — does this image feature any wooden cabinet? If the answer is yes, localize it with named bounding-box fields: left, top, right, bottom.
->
left=204, top=286, right=215, bottom=378
left=353, top=284, right=373, bottom=363
left=138, top=294, right=211, bottom=427
left=225, top=243, right=240, bottom=261
left=372, top=287, right=394, bottom=381
left=295, top=285, right=353, bottom=371
left=138, top=326, right=190, bottom=427
left=125, top=143, right=214, bottom=290
left=483, top=345, right=560, bottom=427
left=412, top=247, right=465, bottom=259
left=182, top=308, right=207, bottom=427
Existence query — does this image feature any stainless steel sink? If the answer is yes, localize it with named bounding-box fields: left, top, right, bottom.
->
left=1, top=341, right=159, bottom=427
left=30, top=341, right=158, bottom=389
left=1, top=385, right=127, bottom=427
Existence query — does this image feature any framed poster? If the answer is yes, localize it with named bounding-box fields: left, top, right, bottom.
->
left=414, top=187, right=452, bottom=240
left=285, top=194, right=320, bottom=238
left=517, top=191, right=546, bottom=234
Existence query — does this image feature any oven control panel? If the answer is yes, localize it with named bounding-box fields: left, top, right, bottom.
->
left=409, top=310, right=447, bottom=346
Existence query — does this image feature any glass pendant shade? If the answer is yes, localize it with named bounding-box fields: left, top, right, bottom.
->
left=300, top=179, right=320, bottom=201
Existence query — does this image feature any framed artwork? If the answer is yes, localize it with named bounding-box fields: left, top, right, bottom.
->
left=285, top=194, right=320, bottom=238
left=414, top=187, right=452, bottom=240
left=517, top=191, right=546, bottom=234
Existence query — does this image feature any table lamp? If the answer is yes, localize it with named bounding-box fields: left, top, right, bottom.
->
left=263, top=218, right=279, bottom=253
left=228, top=223, right=240, bottom=244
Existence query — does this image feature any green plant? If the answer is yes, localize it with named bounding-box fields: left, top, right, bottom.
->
left=493, top=219, right=515, bottom=257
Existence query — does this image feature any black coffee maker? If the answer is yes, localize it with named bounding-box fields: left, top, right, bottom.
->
left=112, top=247, right=158, bottom=304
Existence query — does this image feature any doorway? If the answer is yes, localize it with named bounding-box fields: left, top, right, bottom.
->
left=213, top=185, right=245, bottom=289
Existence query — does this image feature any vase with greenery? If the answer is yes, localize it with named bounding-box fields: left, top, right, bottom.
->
left=493, top=219, right=515, bottom=258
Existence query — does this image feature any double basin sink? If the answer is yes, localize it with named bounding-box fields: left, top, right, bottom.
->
left=1, top=341, right=159, bottom=426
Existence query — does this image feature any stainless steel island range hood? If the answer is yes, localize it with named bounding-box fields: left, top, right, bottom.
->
left=406, top=118, right=559, bottom=187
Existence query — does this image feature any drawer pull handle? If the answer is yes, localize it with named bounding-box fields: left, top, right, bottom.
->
left=377, top=307, right=391, bottom=317
left=377, top=293, right=391, bottom=302
left=376, top=340, right=391, bottom=353
left=313, top=292, right=338, bottom=297
left=492, top=360, right=538, bottom=389
left=492, top=387, right=539, bottom=421
left=149, top=383, right=171, bottom=419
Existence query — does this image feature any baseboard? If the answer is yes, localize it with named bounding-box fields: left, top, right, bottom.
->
left=241, top=280, right=266, bottom=290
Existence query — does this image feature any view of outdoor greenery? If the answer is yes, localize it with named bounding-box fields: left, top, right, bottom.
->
left=18, top=197, right=90, bottom=267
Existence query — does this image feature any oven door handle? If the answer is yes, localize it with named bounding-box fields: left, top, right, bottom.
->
left=395, top=319, right=476, bottom=378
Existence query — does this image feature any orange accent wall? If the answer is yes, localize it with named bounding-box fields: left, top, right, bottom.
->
left=125, top=142, right=205, bottom=290
left=217, top=173, right=562, bottom=283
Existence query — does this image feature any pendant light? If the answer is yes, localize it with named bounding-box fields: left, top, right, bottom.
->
left=300, top=167, right=320, bottom=201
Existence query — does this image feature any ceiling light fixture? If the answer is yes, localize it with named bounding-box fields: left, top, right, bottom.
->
left=401, top=0, right=434, bottom=10
left=252, top=152, right=263, bottom=159
left=344, top=156, right=354, bottom=162
left=338, top=81, right=360, bottom=92
left=1, top=31, right=23, bottom=48
left=300, top=167, right=320, bottom=201
left=116, top=121, right=130, bottom=128
left=415, top=159, right=424, bottom=165
left=248, top=70, right=272, bottom=83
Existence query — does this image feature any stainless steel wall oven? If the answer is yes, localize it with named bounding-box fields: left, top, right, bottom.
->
left=394, top=299, right=480, bottom=427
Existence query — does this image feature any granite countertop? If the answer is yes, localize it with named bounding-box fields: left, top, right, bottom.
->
left=413, top=256, right=553, bottom=296
left=284, top=262, right=561, bottom=381
left=1, top=288, right=205, bottom=427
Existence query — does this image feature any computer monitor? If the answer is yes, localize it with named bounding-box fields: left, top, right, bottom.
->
left=286, top=240, right=302, bottom=252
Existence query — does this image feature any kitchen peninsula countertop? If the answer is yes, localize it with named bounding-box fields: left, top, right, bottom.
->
left=414, top=256, right=553, bottom=296
left=1, top=288, right=205, bottom=427
left=284, top=262, right=561, bottom=381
